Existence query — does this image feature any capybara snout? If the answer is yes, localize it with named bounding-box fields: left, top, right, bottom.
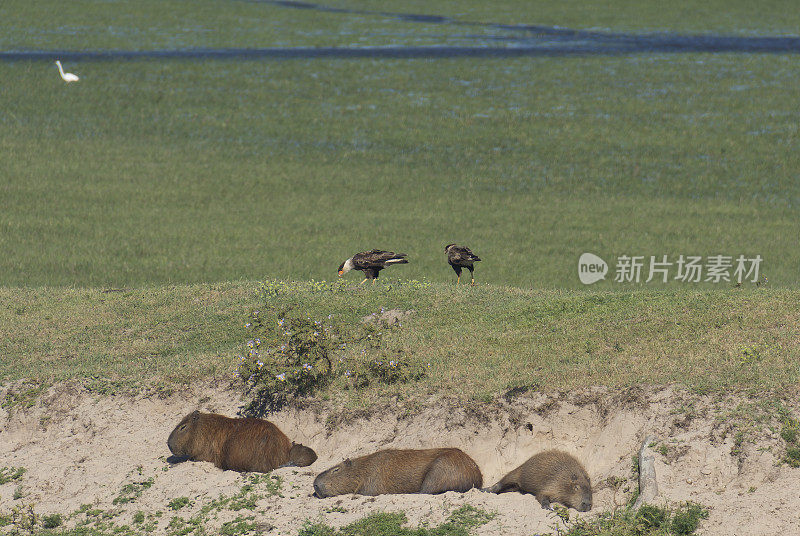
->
left=313, top=448, right=482, bottom=497
left=167, top=411, right=315, bottom=473
left=167, top=411, right=200, bottom=458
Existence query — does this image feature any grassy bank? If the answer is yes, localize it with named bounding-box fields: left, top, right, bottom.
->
left=2, top=282, right=797, bottom=399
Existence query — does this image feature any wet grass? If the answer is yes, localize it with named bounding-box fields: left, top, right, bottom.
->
left=2, top=0, right=799, bottom=52
left=2, top=282, right=798, bottom=399
left=2, top=53, right=799, bottom=288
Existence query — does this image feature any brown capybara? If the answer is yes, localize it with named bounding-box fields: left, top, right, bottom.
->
left=485, top=450, right=592, bottom=512
left=313, top=448, right=482, bottom=498
left=167, top=411, right=317, bottom=472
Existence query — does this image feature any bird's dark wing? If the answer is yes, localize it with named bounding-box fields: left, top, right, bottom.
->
left=353, top=250, right=408, bottom=268
left=449, top=245, right=481, bottom=263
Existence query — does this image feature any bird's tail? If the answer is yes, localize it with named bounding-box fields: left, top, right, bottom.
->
left=385, top=255, right=409, bottom=264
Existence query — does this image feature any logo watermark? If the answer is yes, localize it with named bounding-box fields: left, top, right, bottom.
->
left=578, top=253, right=608, bottom=285
left=578, top=253, right=762, bottom=285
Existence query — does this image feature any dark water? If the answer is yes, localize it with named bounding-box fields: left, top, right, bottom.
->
left=2, top=0, right=799, bottom=61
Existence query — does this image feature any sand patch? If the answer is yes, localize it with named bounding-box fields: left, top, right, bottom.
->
left=1, top=383, right=798, bottom=535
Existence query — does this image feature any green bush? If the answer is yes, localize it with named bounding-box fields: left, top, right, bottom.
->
left=237, top=306, right=426, bottom=416
left=670, top=502, right=710, bottom=535
left=41, top=513, right=63, bottom=529
left=637, top=504, right=670, bottom=530
left=558, top=502, right=709, bottom=536
left=237, top=309, right=336, bottom=415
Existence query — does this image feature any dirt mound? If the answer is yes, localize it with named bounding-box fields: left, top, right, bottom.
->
left=1, top=383, right=798, bottom=535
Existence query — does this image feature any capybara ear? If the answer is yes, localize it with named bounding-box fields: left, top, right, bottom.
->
left=344, top=458, right=352, bottom=467
left=191, top=410, right=200, bottom=422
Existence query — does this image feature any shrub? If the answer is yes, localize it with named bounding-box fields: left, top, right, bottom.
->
left=237, top=307, right=426, bottom=416
left=41, top=513, right=63, bottom=529
left=237, top=309, right=335, bottom=415
left=670, top=502, right=710, bottom=535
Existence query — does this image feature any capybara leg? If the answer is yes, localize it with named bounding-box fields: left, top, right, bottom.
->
left=484, top=479, right=518, bottom=494
left=536, top=494, right=553, bottom=510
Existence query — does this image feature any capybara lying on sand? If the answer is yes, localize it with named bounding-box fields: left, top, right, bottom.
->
left=167, top=411, right=316, bottom=472
left=313, top=448, right=482, bottom=498
left=485, top=449, right=592, bottom=511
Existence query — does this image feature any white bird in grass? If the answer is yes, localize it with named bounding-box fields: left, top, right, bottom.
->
left=55, top=60, right=79, bottom=83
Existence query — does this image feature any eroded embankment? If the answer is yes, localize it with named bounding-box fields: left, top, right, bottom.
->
left=0, top=382, right=798, bottom=535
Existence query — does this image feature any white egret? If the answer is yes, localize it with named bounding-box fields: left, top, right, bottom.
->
left=55, top=60, right=79, bottom=83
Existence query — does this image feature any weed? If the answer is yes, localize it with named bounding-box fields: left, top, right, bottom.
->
left=41, top=513, right=63, bottom=529
left=555, top=502, right=709, bottom=536
left=1, top=383, right=48, bottom=411
left=446, top=505, right=496, bottom=529
left=323, top=506, right=348, bottom=514
left=784, top=446, right=800, bottom=468
left=637, top=504, right=670, bottom=530
left=112, top=478, right=154, bottom=505
left=168, top=497, right=192, bottom=511
left=7, top=503, right=37, bottom=534
left=670, top=502, right=710, bottom=535
left=0, top=467, right=25, bottom=485
left=220, top=516, right=257, bottom=536
left=297, top=506, right=495, bottom=536
left=781, top=418, right=799, bottom=444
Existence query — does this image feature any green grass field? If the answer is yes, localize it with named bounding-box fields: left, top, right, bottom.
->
left=2, top=1, right=800, bottom=288
left=3, top=53, right=799, bottom=287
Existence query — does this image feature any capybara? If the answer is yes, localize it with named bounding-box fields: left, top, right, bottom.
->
left=167, top=411, right=317, bottom=472
left=289, top=442, right=318, bottom=467
left=313, top=448, right=482, bottom=498
left=485, top=450, right=592, bottom=511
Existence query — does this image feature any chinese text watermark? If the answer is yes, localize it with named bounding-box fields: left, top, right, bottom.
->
left=579, top=253, right=762, bottom=285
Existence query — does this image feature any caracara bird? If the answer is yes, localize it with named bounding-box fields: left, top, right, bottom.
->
left=445, top=244, right=481, bottom=285
left=338, top=249, right=409, bottom=285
